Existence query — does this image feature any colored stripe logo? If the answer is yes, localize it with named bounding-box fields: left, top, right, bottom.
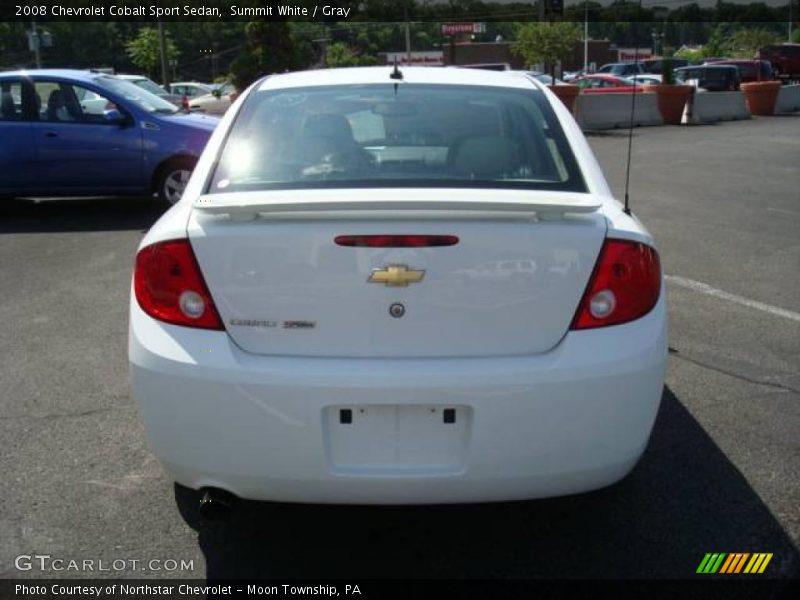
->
left=697, top=553, right=773, bottom=574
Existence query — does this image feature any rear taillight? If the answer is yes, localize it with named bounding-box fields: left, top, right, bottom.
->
left=571, top=239, right=661, bottom=330
left=134, top=239, right=223, bottom=330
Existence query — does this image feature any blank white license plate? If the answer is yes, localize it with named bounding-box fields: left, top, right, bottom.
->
left=324, top=405, right=472, bottom=475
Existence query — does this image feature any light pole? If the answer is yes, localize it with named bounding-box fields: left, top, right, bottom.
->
left=29, top=21, right=41, bottom=68
left=404, top=2, right=412, bottom=63
left=158, top=21, right=169, bottom=86
left=651, top=31, right=664, bottom=57
left=583, top=2, right=589, bottom=72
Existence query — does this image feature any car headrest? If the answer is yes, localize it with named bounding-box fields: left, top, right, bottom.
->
left=302, top=113, right=356, bottom=145
left=47, top=89, right=65, bottom=108
left=449, top=136, right=522, bottom=179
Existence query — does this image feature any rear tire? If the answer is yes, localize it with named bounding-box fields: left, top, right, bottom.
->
left=155, top=157, right=197, bottom=207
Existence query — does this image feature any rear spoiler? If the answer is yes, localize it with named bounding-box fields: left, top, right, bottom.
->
left=194, top=189, right=602, bottom=221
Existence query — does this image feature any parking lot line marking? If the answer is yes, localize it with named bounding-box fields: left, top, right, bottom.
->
left=665, top=275, right=800, bottom=323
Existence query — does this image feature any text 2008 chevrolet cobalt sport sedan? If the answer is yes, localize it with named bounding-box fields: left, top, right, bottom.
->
left=129, top=67, right=666, bottom=505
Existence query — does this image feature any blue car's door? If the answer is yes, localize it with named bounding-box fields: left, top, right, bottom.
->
left=31, top=79, right=144, bottom=193
left=0, top=78, right=37, bottom=193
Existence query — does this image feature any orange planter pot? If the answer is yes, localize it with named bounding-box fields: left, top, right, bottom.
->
left=548, top=84, right=580, bottom=113
left=646, top=84, right=693, bottom=125
left=741, top=81, right=781, bottom=116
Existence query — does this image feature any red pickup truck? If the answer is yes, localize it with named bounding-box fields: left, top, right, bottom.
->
left=704, top=59, right=774, bottom=83
left=757, top=44, right=800, bottom=80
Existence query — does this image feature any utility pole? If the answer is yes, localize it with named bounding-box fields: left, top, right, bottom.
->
left=313, top=24, right=330, bottom=67
left=211, top=41, right=219, bottom=81
left=790, top=0, right=794, bottom=43
left=30, top=20, right=41, bottom=68
left=158, top=21, right=169, bottom=86
left=404, top=4, right=412, bottom=63
left=583, top=2, right=589, bottom=72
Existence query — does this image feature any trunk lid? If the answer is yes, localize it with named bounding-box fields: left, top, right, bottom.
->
left=188, top=189, right=606, bottom=358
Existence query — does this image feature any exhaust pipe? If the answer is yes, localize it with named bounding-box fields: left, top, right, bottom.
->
left=198, top=487, right=237, bottom=522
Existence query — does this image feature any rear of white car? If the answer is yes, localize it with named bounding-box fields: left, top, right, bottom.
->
left=129, top=67, right=666, bottom=504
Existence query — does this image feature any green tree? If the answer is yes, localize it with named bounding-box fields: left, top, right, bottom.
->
left=703, top=23, right=729, bottom=58
left=724, top=27, right=781, bottom=58
left=229, top=22, right=313, bottom=91
left=325, top=42, right=378, bottom=68
left=673, top=46, right=705, bottom=63
left=126, top=27, right=178, bottom=81
left=512, top=22, right=582, bottom=79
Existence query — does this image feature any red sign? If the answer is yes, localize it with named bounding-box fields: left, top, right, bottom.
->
left=617, top=48, right=653, bottom=62
left=441, top=23, right=485, bottom=36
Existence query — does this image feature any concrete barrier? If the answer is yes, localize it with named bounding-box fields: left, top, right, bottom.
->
left=575, top=93, right=663, bottom=130
left=684, top=91, right=750, bottom=124
left=776, top=85, right=800, bottom=113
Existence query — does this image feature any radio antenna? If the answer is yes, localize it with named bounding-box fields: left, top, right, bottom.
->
left=390, top=57, right=403, bottom=81
left=622, top=26, right=640, bottom=216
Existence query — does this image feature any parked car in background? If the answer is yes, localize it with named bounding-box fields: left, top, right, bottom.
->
left=573, top=74, right=644, bottom=93
left=675, top=65, right=741, bottom=91
left=704, top=59, right=773, bottom=83
left=562, top=70, right=587, bottom=82
left=169, top=82, right=214, bottom=100
left=632, top=74, right=663, bottom=86
left=0, top=69, right=219, bottom=204
left=526, top=72, right=567, bottom=85
left=188, top=81, right=235, bottom=115
left=129, top=66, right=666, bottom=507
left=596, top=62, right=645, bottom=77
left=757, top=44, right=800, bottom=80
left=116, top=74, right=184, bottom=107
left=640, top=58, right=690, bottom=74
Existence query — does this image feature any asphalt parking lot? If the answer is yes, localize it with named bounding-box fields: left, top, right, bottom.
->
left=1, top=116, right=798, bottom=581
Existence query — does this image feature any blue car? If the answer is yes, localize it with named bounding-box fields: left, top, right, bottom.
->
left=0, top=69, right=220, bottom=204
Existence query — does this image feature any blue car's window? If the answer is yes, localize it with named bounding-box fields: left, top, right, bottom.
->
left=209, top=84, right=586, bottom=194
left=31, top=81, right=119, bottom=124
left=0, top=80, right=23, bottom=121
left=95, top=76, right=177, bottom=114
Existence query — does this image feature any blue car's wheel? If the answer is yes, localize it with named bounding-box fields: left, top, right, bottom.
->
left=156, top=158, right=196, bottom=206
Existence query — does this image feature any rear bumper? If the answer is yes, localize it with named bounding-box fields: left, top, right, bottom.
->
left=129, top=293, right=667, bottom=504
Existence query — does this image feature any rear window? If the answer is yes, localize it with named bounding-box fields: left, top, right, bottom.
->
left=208, top=83, right=586, bottom=194
left=738, top=64, right=757, bottom=79
left=705, top=69, right=729, bottom=80
left=0, top=79, right=23, bottom=121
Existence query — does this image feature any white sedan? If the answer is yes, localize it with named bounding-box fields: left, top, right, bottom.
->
left=129, top=67, right=666, bottom=510
left=188, top=81, right=235, bottom=115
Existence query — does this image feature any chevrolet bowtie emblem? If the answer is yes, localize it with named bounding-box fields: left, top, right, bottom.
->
left=368, top=265, right=425, bottom=287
